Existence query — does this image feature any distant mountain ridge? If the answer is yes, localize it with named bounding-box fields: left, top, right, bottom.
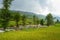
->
left=0, top=9, right=60, bottom=20
left=19, top=11, right=60, bottom=21
left=18, top=11, right=45, bottom=19
left=0, top=9, right=45, bottom=19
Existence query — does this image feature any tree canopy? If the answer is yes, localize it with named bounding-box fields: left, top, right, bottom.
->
left=46, top=13, right=54, bottom=26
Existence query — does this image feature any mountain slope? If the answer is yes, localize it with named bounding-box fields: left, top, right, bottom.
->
left=18, top=11, right=45, bottom=19
left=0, top=9, right=60, bottom=20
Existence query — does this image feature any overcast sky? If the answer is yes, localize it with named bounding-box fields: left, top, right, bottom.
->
left=0, top=0, right=60, bottom=16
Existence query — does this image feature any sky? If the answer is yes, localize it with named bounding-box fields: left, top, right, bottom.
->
left=0, top=0, right=60, bottom=16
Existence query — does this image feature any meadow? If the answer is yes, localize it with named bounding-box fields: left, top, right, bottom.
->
left=0, top=24, right=60, bottom=40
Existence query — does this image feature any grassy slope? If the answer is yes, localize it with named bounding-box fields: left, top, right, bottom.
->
left=0, top=24, right=60, bottom=40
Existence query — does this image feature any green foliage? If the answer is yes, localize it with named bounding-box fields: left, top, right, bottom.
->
left=46, top=13, right=54, bottom=26
left=33, top=15, right=37, bottom=25
left=13, top=12, right=20, bottom=30
left=8, top=21, right=16, bottom=27
left=22, top=15, right=26, bottom=26
left=40, top=19, right=44, bottom=25
left=33, top=15, right=40, bottom=25
left=14, top=12, right=20, bottom=22
left=36, top=17, right=40, bottom=25
left=0, top=0, right=13, bottom=30
left=56, top=19, right=60, bottom=23
left=2, top=0, right=13, bottom=9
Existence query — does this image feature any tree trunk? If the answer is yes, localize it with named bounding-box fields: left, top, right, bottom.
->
left=3, top=27, right=6, bottom=31
left=16, top=21, right=19, bottom=30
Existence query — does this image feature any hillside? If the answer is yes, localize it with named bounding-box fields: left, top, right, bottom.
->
left=17, top=11, right=45, bottom=19
left=0, top=9, right=60, bottom=20
left=10, top=10, right=45, bottom=19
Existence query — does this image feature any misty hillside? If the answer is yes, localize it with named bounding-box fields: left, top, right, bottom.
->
left=19, top=11, right=45, bottom=19
left=12, top=10, right=60, bottom=20
left=0, top=9, right=60, bottom=20
left=9, top=10, right=45, bottom=19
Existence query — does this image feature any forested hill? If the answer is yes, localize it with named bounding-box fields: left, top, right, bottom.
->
left=0, top=9, right=45, bottom=19
left=0, top=9, right=60, bottom=20
left=10, top=10, right=45, bottom=19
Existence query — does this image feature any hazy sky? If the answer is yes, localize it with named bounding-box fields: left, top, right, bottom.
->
left=0, top=0, right=60, bottom=16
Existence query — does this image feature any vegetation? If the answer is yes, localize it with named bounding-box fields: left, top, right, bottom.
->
left=56, top=19, right=60, bottom=23
left=33, top=15, right=37, bottom=25
left=46, top=13, right=54, bottom=26
left=0, top=24, right=60, bottom=40
left=13, top=12, right=20, bottom=30
left=22, top=15, right=26, bottom=26
left=36, top=17, right=40, bottom=25
left=40, top=19, right=44, bottom=25
left=0, top=0, right=60, bottom=40
left=0, top=0, right=13, bottom=30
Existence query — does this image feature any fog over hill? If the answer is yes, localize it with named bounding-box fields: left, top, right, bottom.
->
left=18, top=11, right=60, bottom=21
left=0, top=9, right=60, bottom=21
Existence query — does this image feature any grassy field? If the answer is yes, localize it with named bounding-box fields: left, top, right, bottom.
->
left=0, top=24, right=60, bottom=40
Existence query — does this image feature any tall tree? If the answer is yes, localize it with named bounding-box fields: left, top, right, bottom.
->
left=36, top=17, right=39, bottom=24
left=33, top=15, right=36, bottom=25
left=46, top=13, right=54, bottom=26
left=40, top=19, right=44, bottom=25
left=22, top=15, right=26, bottom=26
left=56, top=19, right=60, bottom=23
left=1, top=0, right=13, bottom=30
left=14, top=12, right=20, bottom=30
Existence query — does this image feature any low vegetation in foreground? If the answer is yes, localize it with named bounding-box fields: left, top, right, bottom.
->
left=0, top=0, right=60, bottom=40
left=0, top=24, right=60, bottom=40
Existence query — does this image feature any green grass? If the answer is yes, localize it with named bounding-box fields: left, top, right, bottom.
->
left=0, top=24, right=60, bottom=40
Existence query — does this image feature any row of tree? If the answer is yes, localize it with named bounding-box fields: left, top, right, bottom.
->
left=0, top=0, right=60, bottom=31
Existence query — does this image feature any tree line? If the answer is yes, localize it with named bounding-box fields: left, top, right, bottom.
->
left=0, top=0, right=59, bottom=31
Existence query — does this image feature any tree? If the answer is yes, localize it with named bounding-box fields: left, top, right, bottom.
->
left=1, top=0, right=13, bottom=30
left=14, top=12, right=20, bottom=30
left=33, top=15, right=36, bottom=25
left=40, top=19, right=44, bottom=25
left=56, top=19, right=60, bottom=23
left=36, top=17, right=40, bottom=24
left=22, top=15, right=26, bottom=26
left=46, top=13, right=54, bottom=26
